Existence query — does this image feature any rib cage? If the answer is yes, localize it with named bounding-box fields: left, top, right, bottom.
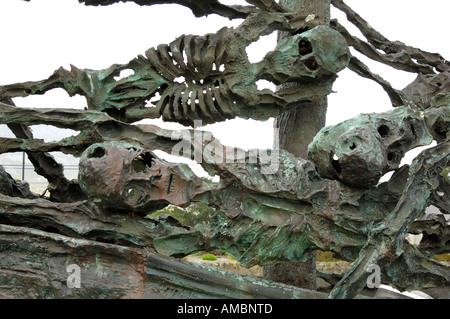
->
left=115, top=27, right=240, bottom=126
left=155, top=80, right=237, bottom=126
left=0, top=27, right=246, bottom=127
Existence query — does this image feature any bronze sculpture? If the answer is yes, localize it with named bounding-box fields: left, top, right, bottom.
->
left=0, top=0, right=448, bottom=299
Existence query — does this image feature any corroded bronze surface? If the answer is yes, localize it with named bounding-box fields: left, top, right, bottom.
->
left=0, top=0, right=448, bottom=299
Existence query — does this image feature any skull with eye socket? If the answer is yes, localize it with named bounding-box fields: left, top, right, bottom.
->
left=78, top=141, right=207, bottom=215
left=307, top=107, right=435, bottom=188
left=261, top=25, right=350, bottom=84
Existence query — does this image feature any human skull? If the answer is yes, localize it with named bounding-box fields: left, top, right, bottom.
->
left=307, top=107, right=434, bottom=188
left=78, top=141, right=206, bottom=214
left=262, top=25, right=350, bottom=84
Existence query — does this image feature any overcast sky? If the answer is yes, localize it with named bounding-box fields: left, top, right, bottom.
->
left=0, top=0, right=448, bottom=188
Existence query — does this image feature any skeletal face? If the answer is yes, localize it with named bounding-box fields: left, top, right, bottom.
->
left=263, top=25, right=350, bottom=83
left=78, top=141, right=205, bottom=214
left=307, top=107, right=434, bottom=188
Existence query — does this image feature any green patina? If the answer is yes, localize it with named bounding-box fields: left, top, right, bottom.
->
left=0, top=0, right=448, bottom=300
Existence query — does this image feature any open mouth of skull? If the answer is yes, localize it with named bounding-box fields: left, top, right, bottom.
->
left=298, top=39, right=319, bottom=71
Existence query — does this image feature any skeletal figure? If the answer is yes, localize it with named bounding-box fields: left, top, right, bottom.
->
left=76, top=137, right=450, bottom=295
left=77, top=140, right=373, bottom=265
left=0, top=11, right=350, bottom=126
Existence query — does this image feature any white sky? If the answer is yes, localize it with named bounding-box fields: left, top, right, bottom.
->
left=0, top=0, right=448, bottom=187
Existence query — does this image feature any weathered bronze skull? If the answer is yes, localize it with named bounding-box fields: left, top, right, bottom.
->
left=307, top=107, right=434, bottom=188
left=262, top=25, right=350, bottom=84
left=78, top=141, right=207, bottom=214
